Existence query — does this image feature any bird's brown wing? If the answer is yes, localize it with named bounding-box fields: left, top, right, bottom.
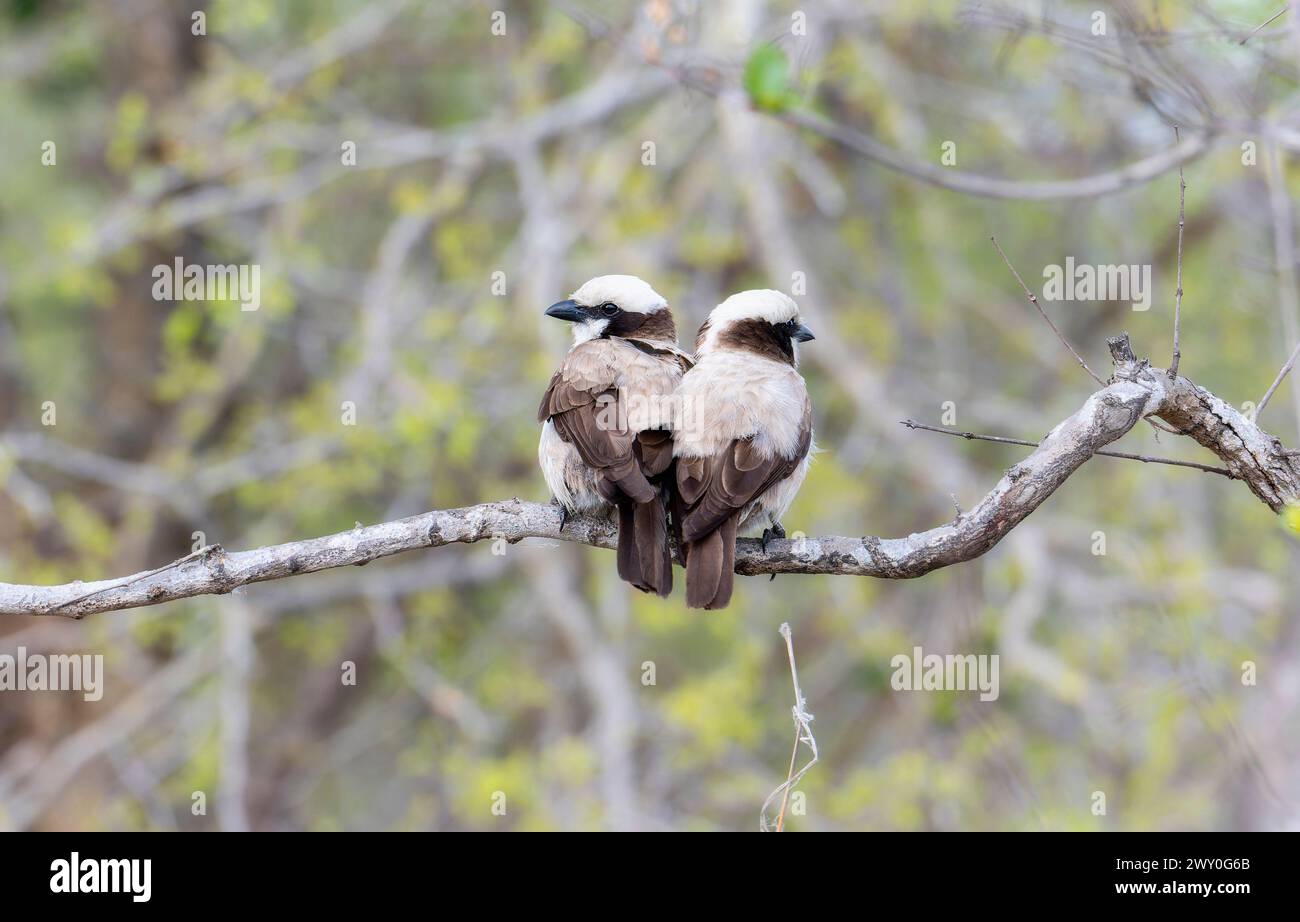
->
left=538, top=351, right=655, bottom=503
left=539, top=373, right=633, bottom=465
left=624, top=338, right=695, bottom=374
left=635, top=428, right=675, bottom=479
left=676, top=399, right=812, bottom=544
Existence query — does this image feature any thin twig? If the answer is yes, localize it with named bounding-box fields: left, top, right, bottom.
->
left=1169, top=125, right=1186, bottom=378
left=990, top=238, right=1175, bottom=437
left=1259, top=340, right=1300, bottom=417
left=760, top=623, right=819, bottom=832
left=1240, top=7, right=1287, bottom=45
left=990, top=235, right=1106, bottom=387
left=900, top=420, right=1236, bottom=478
left=1257, top=135, right=1300, bottom=427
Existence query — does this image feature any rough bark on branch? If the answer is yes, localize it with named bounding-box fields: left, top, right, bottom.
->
left=2, top=335, right=1296, bottom=619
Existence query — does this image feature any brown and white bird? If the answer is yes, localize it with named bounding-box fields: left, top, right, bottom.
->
left=538, top=275, right=691, bottom=596
left=671, top=290, right=815, bottom=610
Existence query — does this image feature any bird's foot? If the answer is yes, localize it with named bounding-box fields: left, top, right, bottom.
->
left=761, top=519, right=786, bottom=553
left=763, top=519, right=787, bottom=579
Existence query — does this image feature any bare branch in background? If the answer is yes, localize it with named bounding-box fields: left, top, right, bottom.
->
left=776, top=106, right=1212, bottom=202
left=217, top=598, right=253, bottom=832
left=0, top=646, right=218, bottom=831
left=667, top=59, right=1212, bottom=203
left=267, top=0, right=412, bottom=90
left=1240, top=7, right=1288, bottom=45
left=1256, top=136, right=1300, bottom=432
left=1170, top=126, right=1187, bottom=378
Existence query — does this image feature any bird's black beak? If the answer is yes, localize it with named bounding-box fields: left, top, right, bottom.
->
left=545, top=299, right=586, bottom=323
left=794, top=323, right=816, bottom=343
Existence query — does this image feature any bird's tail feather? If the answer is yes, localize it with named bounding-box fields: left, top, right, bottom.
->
left=616, top=501, right=644, bottom=589
left=616, top=495, right=673, bottom=597
left=684, top=514, right=738, bottom=609
left=600, top=458, right=657, bottom=505
left=634, top=494, right=672, bottom=596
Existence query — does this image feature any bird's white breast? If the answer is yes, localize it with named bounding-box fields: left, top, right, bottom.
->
left=672, top=352, right=809, bottom=460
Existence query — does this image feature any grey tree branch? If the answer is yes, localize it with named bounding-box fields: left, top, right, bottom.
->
left=662, top=60, right=1211, bottom=203
left=3, top=335, right=1297, bottom=620
left=777, top=106, right=1212, bottom=202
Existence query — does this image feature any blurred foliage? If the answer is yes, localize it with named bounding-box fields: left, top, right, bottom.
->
left=0, top=0, right=1298, bottom=831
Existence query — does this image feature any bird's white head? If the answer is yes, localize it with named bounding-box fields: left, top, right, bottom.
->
left=543, top=275, right=674, bottom=344
left=695, top=289, right=814, bottom=365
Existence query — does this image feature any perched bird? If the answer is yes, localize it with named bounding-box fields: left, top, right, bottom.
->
left=671, top=290, right=815, bottom=610
left=538, top=275, right=692, bottom=596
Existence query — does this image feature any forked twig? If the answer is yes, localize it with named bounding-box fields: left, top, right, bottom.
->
left=760, top=623, right=819, bottom=832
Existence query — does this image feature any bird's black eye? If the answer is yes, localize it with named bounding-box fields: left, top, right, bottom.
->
left=599, top=302, right=619, bottom=317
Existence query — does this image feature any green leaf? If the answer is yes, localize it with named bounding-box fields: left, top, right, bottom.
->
left=743, top=45, right=796, bottom=112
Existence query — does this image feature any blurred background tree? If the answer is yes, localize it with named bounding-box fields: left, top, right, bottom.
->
left=1, top=0, right=1298, bottom=831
